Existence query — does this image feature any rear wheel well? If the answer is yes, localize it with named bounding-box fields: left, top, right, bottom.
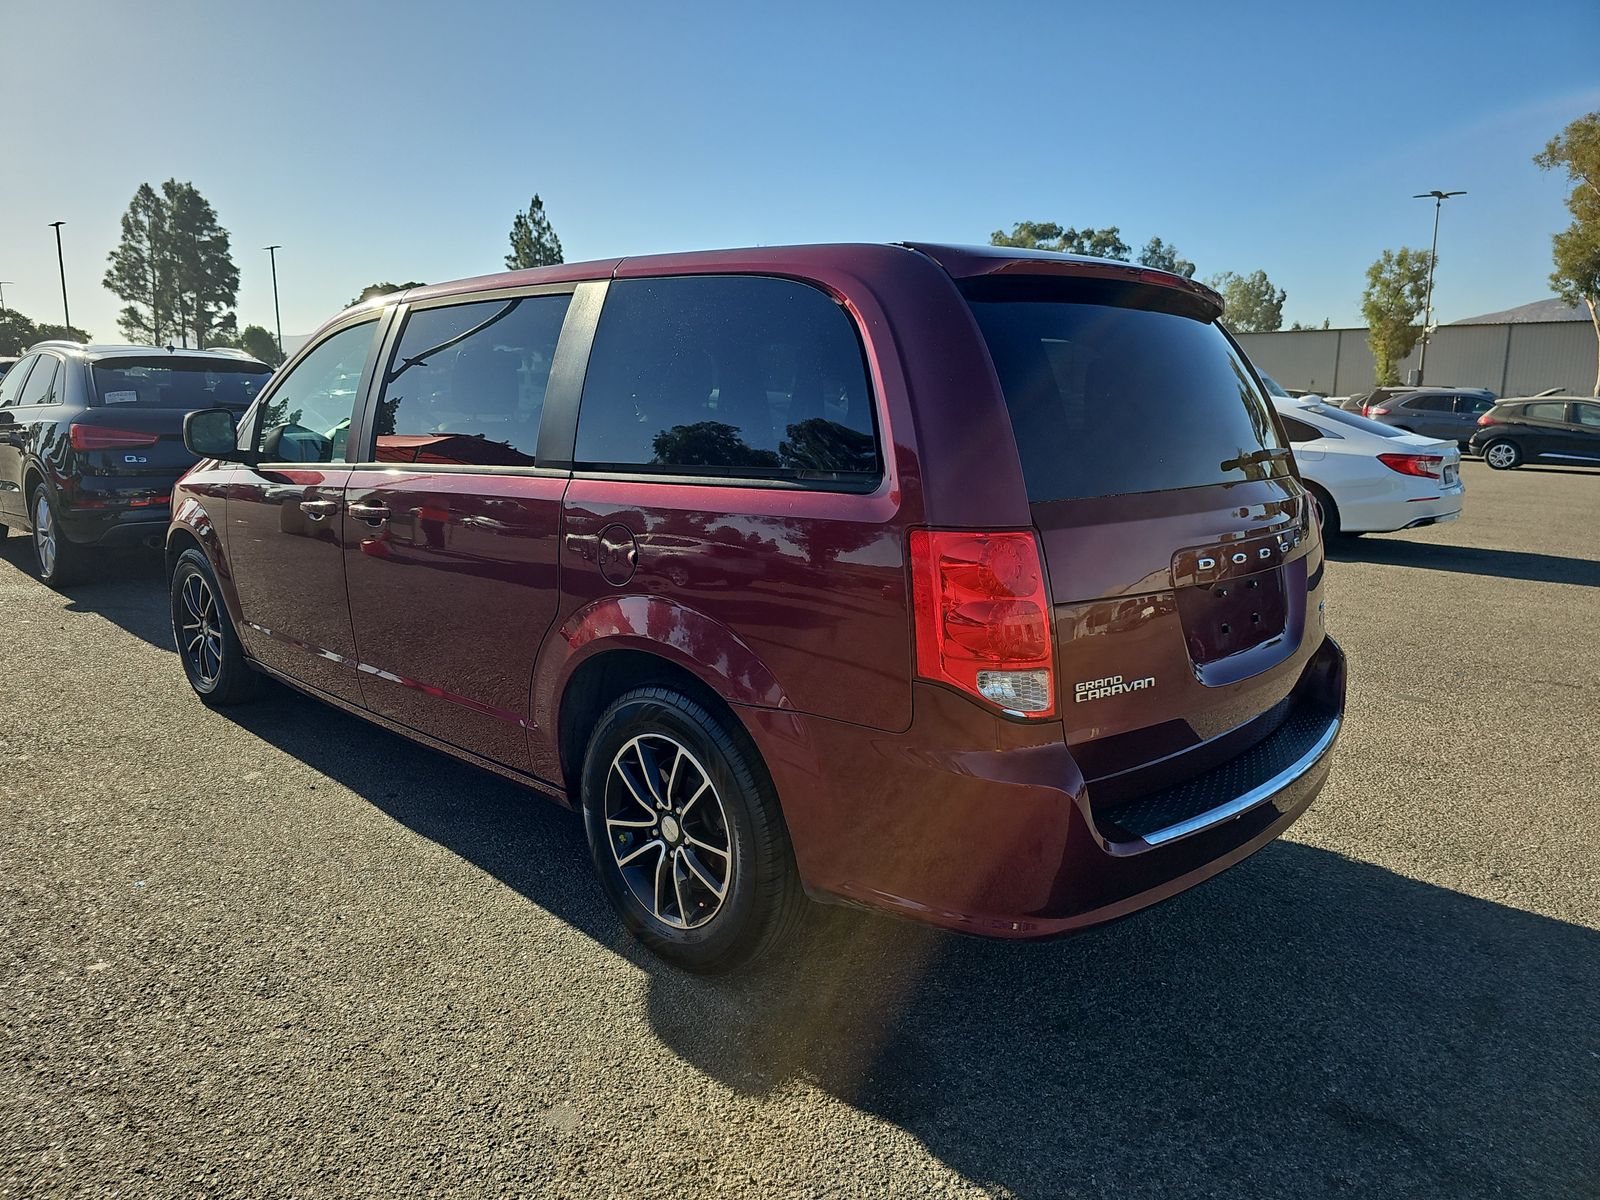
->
left=557, top=650, right=754, bottom=800
left=22, top=469, right=44, bottom=520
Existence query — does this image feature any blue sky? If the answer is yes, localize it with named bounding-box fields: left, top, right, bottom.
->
left=3, top=0, right=1596, bottom=341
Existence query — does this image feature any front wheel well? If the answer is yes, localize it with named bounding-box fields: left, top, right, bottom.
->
left=165, top=526, right=206, bottom=579
left=557, top=650, right=753, bottom=801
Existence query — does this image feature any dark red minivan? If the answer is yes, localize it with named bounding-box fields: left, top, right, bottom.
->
left=169, top=243, right=1344, bottom=971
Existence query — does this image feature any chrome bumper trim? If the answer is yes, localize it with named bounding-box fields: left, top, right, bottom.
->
left=1142, top=711, right=1341, bottom=846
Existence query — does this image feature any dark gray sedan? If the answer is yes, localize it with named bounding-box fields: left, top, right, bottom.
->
left=1362, top=387, right=1497, bottom=447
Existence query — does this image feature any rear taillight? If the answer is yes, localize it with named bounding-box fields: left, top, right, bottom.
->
left=1377, top=453, right=1445, bottom=479
left=910, top=529, right=1055, bottom=718
left=1364, top=406, right=1390, bottom=417
left=1477, top=413, right=1500, bottom=426
left=70, top=424, right=159, bottom=452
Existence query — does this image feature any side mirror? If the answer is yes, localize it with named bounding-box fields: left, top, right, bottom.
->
left=184, top=407, right=244, bottom=460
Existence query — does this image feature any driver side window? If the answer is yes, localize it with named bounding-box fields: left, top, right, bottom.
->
left=254, top=321, right=377, bottom=463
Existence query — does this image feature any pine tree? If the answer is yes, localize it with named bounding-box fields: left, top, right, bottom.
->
left=505, top=194, right=564, bottom=269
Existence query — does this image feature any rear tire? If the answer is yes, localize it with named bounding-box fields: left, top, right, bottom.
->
left=1483, top=439, right=1522, bottom=470
left=1306, top=482, right=1344, bottom=540
left=28, top=484, right=88, bottom=588
left=171, top=547, right=262, bottom=706
left=580, top=686, right=806, bottom=973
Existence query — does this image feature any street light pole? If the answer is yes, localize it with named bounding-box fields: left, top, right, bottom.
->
left=48, top=222, right=71, bottom=335
left=0, top=282, right=12, bottom=310
left=264, top=245, right=284, bottom=363
left=1411, top=190, right=1465, bottom=385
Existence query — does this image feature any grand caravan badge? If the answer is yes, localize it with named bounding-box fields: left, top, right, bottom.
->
left=1074, top=674, right=1156, bottom=703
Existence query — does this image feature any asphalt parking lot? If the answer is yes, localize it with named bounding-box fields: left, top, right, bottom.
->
left=1, top=460, right=1596, bottom=1199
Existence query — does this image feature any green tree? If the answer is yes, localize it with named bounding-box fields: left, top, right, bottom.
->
left=1534, top=111, right=1600, bottom=394
left=238, top=324, right=284, bottom=366
left=0, top=308, right=90, bottom=355
left=506, top=194, right=564, bottom=269
left=1360, top=249, right=1432, bottom=385
left=345, top=281, right=427, bottom=308
left=1137, top=237, right=1196, bottom=278
left=103, top=183, right=173, bottom=344
left=990, top=221, right=1131, bottom=260
left=104, top=180, right=239, bottom=348
left=1207, top=269, right=1286, bottom=333
left=161, top=180, right=240, bottom=350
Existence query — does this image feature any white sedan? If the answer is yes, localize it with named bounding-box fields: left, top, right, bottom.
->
left=1273, top=396, right=1464, bottom=537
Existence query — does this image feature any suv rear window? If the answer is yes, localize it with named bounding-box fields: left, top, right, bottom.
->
left=965, top=281, right=1288, bottom=502
left=92, top=358, right=272, bottom=409
left=574, top=275, right=879, bottom=484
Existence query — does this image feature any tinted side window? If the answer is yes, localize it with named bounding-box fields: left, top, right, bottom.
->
left=1524, top=402, right=1569, bottom=422
left=1456, top=395, right=1494, bottom=414
left=1282, top=416, right=1322, bottom=443
left=1405, top=394, right=1452, bottom=412
left=575, top=276, right=879, bottom=482
left=17, top=356, right=59, bottom=406
left=0, top=356, right=35, bottom=407
left=1574, top=404, right=1600, bottom=428
left=256, top=321, right=377, bottom=463
left=372, top=294, right=570, bottom=467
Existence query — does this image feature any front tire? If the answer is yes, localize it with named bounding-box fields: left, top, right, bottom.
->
left=29, top=484, right=88, bottom=587
left=1483, top=439, right=1522, bottom=470
left=170, top=547, right=262, bottom=706
left=581, top=686, right=805, bottom=972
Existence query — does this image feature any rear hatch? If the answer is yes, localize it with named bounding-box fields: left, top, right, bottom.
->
left=79, top=356, right=269, bottom=480
left=962, top=273, right=1322, bottom=790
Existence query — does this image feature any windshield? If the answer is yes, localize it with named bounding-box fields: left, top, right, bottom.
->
left=966, top=283, right=1288, bottom=502
left=1308, top=403, right=1411, bottom=438
left=91, top=358, right=271, bottom=409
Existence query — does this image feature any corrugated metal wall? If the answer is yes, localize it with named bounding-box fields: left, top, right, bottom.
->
left=1235, top=320, right=1596, bottom=397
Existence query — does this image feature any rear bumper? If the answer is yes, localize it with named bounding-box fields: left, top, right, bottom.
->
left=744, top=635, right=1345, bottom=938
left=54, top=475, right=175, bottom=546
left=1342, top=482, right=1463, bottom=533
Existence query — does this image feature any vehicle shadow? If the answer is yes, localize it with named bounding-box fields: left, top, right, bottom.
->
left=1328, top=534, right=1600, bottom=587
left=0, top=532, right=172, bottom=649
left=215, top=689, right=1599, bottom=1199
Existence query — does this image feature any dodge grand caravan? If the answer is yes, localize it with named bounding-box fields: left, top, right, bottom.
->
left=168, top=243, right=1345, bottom=971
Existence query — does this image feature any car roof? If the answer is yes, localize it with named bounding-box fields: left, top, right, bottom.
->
left=349, top=241, right=1223, bottom=319
left=1501, top=394, right=1585, bottom=403
left=25, top=341, right=270, bottom=367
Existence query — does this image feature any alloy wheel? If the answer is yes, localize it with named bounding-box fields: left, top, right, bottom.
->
left=1485, top=442, right=1518, bottom=469
left=179, top=572, right=225, bottom=688
left=33, top=493, right=56, bottom=577
left=604, top=733, right=732, bottom=930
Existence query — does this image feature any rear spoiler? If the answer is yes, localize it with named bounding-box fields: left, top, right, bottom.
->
left=899, top=242, right=1224, bottom=320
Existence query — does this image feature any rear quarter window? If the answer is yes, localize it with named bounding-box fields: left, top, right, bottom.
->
left=965, top=280, right=1288, bottom=501
left=1523, top=402, right=1569, bottom=422
left=574, top=275, right=880, bottom=484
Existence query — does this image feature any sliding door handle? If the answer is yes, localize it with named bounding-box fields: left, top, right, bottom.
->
left=348, top=502, right=389, bottom=525
left=300, top=499, right=339, bottom=520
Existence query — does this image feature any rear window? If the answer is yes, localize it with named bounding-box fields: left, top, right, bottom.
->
left=574, top=275, right=880, bottom=484
left=92, top=358, right=271, bottom=409
left=1306, top=403, right=1411, bottom=438
left=965, top=281, right=1288, bottom=502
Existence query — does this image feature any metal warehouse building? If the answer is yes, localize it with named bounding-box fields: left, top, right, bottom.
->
left=1234, top=320, right=1595, bottom=397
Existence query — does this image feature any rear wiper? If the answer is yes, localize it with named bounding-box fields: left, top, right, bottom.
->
left=1220, top=447, right=1293, bottom=473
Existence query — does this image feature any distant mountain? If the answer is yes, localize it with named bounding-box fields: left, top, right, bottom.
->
left=1451, top=299, right=1586, bottom=324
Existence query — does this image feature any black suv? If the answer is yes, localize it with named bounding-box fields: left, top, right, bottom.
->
left=0, top=342, right=272, bottom=584
left=1468, top=396, right=1600, bottom=470
left=1361, top=387, right=1496, bottom=447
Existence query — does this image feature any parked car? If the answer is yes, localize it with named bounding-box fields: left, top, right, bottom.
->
left=167, top=243, right=1346, bottom=971
left=0, top=342, right=272, bottom=584
left=1274, top=397, right=1463, bottom=536
left=1359, top=387, right=1496, bottom=448
left=1469, top=396, right=1600, bottom=469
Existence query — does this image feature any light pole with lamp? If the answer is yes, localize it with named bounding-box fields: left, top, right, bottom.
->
left=263, top=245, right=284, bottom=363
left=1412, top=190, right=1465, bottom=385
left=48, top=221, right=71, bottom=335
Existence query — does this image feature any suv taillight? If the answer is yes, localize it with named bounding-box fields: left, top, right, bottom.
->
left=1364, top=406, right=1390, bottom=417
left=1377, top=452, right=1445, bottom=478
left=909, top=529, right=1055, bottom=718
left=70, top=424, right=159, bottom=451
left=1477, top=413, right=1500, bottom=426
